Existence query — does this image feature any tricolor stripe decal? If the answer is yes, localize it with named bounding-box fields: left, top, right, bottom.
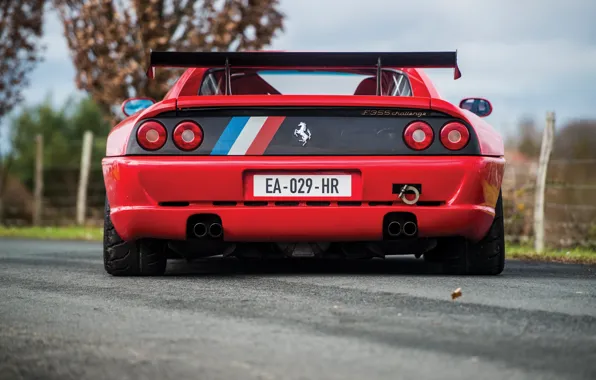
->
left=246, top=116, right=286, bottom=155
left=210, top=116, right=250, bottom=155
left=210, top=116, right=286, bottom=155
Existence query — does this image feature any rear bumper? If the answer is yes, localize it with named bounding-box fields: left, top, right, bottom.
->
left=102, top=156, right=505, bottom=242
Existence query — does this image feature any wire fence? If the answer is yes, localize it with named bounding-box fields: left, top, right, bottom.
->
left=3, top=166, right=105, bottom=227
left=502, top=158, right=596, bottom=249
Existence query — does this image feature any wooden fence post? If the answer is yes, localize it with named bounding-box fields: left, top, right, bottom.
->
left=76, top=131, right=94, bottom=226
left=33, top=134, right=44, bottom=226
left=533, top=112, right=556, bottom=252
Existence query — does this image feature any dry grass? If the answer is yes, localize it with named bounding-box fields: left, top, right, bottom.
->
left=508, top=245, right=596, bottom=265
left=0, top=226, right=102, bottom=241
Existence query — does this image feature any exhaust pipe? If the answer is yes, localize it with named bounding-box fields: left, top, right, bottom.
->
left=193, top=222, right=208, bottom=238
left=208, top=223, right=223, bottom=238
left=403, top=221, right=417, bottom=236
left=387, top=221, right=402, bottom=237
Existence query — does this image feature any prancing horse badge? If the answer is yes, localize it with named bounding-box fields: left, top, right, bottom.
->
left=293, top=122, right=311, bottom=146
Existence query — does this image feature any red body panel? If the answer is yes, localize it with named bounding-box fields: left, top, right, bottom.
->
left=105, top=68, right=503, bottom=157
left=104, top=65, right=506, bottom=245
left=175, top=95, right=433, bottom=110
left=107, top=98, right=178, bottom=156
left=429, top=98, right=504, bottom=156
left=106, top=94, right=503, bottom=157
left=103, top=156, right=504, bottom=242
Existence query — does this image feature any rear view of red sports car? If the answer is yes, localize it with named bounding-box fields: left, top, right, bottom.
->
left=102, top=51, right=506, bottom=276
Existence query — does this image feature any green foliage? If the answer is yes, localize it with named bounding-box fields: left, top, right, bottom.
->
left=8, top=95, right=109, bottom=185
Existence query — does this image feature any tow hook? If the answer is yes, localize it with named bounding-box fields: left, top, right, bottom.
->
left=398, top=185, right=420, bottom=205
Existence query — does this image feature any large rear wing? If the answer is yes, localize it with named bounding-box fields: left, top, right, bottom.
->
left=146, top=50, right=462, bottom=95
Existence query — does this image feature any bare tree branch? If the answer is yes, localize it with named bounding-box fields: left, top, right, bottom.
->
left=54, top=0, right=285, bottom=124
left=0, top=0, right=45, bottom=121
left=0, top=0, right=45, bottom=223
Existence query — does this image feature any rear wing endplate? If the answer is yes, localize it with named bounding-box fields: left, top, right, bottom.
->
left=146, top=50, right=462, bottom=95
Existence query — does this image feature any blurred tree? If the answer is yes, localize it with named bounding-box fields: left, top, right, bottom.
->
left=505, top=117, right=542, bottom=158
left=0, top=0, right=46, bottom=122
left=552, top=120, right=596, bottom=160
left=0, top=0, right=46, bottom=223
left=9, top=95, right=109, bottom=186
left=54, top=0, right=285, bottom=122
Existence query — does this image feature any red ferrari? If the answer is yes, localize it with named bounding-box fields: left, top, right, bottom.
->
left=102, top=51, right=505, bottom=276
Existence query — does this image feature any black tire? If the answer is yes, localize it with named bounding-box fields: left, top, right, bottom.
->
left=427, top=191, right=505, bottom=275
left=103, top=200, right=167, bottom=276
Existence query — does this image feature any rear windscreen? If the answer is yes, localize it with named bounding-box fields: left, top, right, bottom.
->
left=198, top=69, right=413, bottom=97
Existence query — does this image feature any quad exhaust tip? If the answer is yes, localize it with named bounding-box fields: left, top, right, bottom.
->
left=208, top=222, right=223, bottom=238
left=193, top=222, right=208, bottom=238
left=387, top=221, right=402, bottom=237
left=403, top=221, right=417, bottom=236
left=192, top=222, right=223, bottom=238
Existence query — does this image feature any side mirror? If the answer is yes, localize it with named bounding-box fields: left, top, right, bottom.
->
left=459, top=97, right=493, bottom=118
left=121, top=98, right=156, bottom=116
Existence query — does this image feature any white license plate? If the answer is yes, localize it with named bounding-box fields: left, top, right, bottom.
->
left=253, top=174, right=352, bottom=197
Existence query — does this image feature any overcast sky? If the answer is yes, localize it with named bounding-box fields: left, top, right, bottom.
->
left=10, top=0, right=596, bottom=139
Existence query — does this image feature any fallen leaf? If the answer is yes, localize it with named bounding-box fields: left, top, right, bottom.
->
left=451, top=287, right=462, bottom=300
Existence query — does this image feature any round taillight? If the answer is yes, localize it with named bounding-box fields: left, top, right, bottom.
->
left=137, top=121, right=167, bottom=151
left=440, top=122, right=470, bottom=150
left=173, top=121, right=204, bottom=151
left=403, top=121, right=434, bottom=150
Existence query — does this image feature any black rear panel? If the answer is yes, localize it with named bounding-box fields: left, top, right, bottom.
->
left=125, top=107, right=480, bottom=156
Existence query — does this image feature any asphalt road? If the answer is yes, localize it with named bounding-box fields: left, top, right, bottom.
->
left=0, top=238, right=595, bottom=380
